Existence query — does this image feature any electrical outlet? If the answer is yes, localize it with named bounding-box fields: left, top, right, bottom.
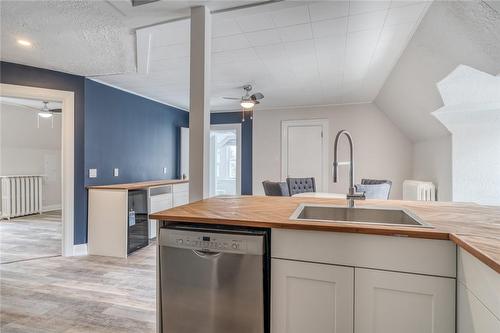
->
left=113, top=168, right=119, bottom=177
left=163, top=167, right=167, bottom=174
left=89, top=168, right=97, bottom=178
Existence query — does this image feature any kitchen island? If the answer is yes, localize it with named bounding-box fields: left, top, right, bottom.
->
left=152, top=196, right=500, bottom=333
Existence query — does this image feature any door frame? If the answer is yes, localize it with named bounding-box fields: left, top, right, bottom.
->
left=281, top=119, right=329, bottom=192
left=0, top=83, right=75, bottom=256
left=209, top=123, right=242, bottom=196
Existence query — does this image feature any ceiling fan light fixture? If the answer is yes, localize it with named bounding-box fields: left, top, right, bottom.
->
left=240, top=100, right=255, bottom=109
left=38, top=111, right=53, bottom=118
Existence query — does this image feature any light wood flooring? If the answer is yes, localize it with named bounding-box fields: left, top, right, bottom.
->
left=0, top=213, right=157, bottom=333
left=0, top=211, right=61, bottom=264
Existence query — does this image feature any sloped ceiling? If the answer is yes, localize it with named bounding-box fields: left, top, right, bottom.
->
left=96, top=1, right=430, bottom=111
left=375, top=0, right=500, bottom=142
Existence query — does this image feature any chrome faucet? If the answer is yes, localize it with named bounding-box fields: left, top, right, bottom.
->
left=333, top=130, right=365, bottom=208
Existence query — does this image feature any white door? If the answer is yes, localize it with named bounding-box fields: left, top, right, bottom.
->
left=209, top=124, right=241, bottom=197
left=355, top=268, right=455, bottom=333
left=281, top=119, right=329, bottom=192
left=272, top=258, right=354, bottom=333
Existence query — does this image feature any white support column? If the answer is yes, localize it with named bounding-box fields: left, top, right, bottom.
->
left=189, top=6, right=211, bottom=201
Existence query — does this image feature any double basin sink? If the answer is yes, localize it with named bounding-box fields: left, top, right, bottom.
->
left=290, top=203, right=431, bottom=228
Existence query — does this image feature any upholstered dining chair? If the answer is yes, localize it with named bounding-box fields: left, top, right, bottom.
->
left=286, top=177, right=316, bottom=196
left=355, top=178, right=392, bottom=200
left=262, top=181, right=290, bottom=196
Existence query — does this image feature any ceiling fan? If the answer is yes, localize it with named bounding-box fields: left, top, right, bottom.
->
left=223, top=84, right=264, bottom=110
left=35, top=101, right=62, bottom=118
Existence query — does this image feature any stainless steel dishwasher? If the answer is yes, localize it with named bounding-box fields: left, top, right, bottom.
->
left=158, top=224, right=270, bottom=333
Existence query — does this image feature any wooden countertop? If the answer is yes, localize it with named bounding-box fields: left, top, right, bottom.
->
left=150, top=196, right=500, bottom=274
left=86, top=179, right=188, bottom=190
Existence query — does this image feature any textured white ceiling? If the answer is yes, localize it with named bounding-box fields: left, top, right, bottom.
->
left=0, top=0, right=261, bottom=76
left=95, top=1, right=430, bottom=111
left=375, top=0, right=500, bottom=142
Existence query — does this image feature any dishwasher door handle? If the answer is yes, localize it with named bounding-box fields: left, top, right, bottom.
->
left=192, top=249, right=223, bottom=259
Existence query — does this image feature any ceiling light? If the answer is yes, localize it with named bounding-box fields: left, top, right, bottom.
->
left=240, top=100, right=255, bottom=109
left=17, top=39, right=32, bottom=47
left=38, top=112, right=53, bottom=118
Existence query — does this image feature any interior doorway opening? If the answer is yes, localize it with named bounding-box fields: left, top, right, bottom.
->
left=209, top=124, right=241, bottom=197
left=0, top=84, right=75, bottom=257
left=0, top=96, right=62, bottom=263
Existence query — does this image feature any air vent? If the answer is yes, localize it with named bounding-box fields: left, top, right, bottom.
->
left=131, top=0, right=159, bottom=7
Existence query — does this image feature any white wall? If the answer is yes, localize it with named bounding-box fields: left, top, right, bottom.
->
left=253, top=103, right=413, bottom=199
left=412, top=136, right=452, bottom=201
left=0, top=102, right=62, bottom=210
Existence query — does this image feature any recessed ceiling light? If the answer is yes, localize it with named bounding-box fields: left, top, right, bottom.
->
left=17, top=39, right=32, bottom=47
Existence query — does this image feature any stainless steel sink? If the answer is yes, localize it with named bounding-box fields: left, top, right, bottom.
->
left=290, top=204, right=431, bottom=228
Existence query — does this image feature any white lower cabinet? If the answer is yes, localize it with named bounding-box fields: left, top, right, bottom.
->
left=271, top=258, right=354, bottom=333
left=354, top=268, right=456, bottom=333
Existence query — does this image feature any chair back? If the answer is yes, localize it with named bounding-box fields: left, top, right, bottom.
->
left=262, top=181, right=290, bottom=196
left=286, top=177, right=316, bottom=196
left=357, top=179, right=392, bottom=199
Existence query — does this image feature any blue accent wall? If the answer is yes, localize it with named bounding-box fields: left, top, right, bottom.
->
left=0, top=61, right=87, bottom=244
left=210, top=112, right=253, bottom=195
left=84, top=79, right=189, bottom=187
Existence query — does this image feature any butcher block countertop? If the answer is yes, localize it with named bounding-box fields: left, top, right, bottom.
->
left=150, top=196, right=500, bottom=274
left=87, top=179, right=188, bottom=190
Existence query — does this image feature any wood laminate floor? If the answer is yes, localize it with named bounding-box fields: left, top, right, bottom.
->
left=0, top=211, right=62, bottom=264
left=0, top=213, right=157, bottom=333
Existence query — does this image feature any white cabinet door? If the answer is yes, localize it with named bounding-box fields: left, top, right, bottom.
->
left=355, top=268, right=455, bottom=333
left=272, top=258, right=354, bottom=333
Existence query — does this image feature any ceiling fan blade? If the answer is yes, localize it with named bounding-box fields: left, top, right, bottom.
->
left=254, top=100, right=260, bottom=105
left=222, top=97, right=241, bottom=100
left=49, top=108, right=62, bottom=113
left=251, top=92, right=264, bottom=100
left=131, top=0, right=160, bottom=7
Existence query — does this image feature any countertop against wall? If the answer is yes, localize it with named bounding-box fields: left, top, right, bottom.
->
left=87, top=179, right=188, bottom=190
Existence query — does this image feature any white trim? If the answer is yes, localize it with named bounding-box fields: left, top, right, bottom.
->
left=73, top=243, right=88, bottom=256
left=0, top=83, right=75, bottom=257
left=209, top=123, right=242, bottom=196
left=281, top=119, right=330, bottom=192
left=87, top=78, right=188, bottom=111
left=43, top=204, right=62, bottom=212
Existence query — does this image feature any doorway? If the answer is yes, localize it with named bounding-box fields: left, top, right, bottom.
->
left=0, top=96, right=62, bottom=263
left=281, top=119, right=329, bottom=192
left=209, top=124, right=241, bottom=197
left=0, top=83, right=75, bottom=257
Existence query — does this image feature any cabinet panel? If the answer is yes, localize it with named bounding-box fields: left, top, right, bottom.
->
left=173, top=192, right=189, bottom=207
left=272, top=259, right=354, bottom=333
left=457, top=282, right=500, bottom=333
left=272, top=229, right=456, bottom=277
left=355, top=268, right=455, bottom=333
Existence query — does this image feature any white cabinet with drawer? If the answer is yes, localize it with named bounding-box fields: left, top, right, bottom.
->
left=271, top=228, right=457, bottom=333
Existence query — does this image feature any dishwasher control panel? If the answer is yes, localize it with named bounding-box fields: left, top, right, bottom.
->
left=160, top=228, right=264, bottom=255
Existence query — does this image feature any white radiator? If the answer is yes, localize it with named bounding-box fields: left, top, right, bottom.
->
left=0, top=176, right=43, bottom=219
left=403, top=180, right=436, bottom=201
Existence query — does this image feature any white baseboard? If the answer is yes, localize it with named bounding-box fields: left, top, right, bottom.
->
left=73, top=243, right=88, bottom=256
left=43, top=204, right=62, bottom=212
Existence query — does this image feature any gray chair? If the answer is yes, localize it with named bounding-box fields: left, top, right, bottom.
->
left=286, top=177, right=316, bottom=196
left=355, top=179, right=392, bottom=199
left=262, top=181, right=290, bottom=196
